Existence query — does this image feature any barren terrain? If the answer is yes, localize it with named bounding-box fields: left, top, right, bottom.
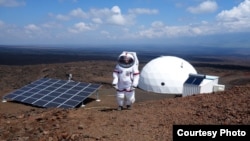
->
left=0, top=58, right=249, bottom=141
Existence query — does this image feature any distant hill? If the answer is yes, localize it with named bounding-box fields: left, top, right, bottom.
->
left=0, top=45, right=249, bottom=65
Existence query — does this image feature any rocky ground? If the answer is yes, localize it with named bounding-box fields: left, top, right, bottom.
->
left=0, top=60, right=249, bottom=141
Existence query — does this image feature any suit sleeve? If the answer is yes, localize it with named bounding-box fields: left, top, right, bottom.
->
left=112, top=65, right=119, bottom=85
left=132, top=66, right=140, bottom=87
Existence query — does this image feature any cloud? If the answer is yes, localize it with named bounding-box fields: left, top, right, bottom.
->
left=111, top=5, right=121, bottom=14
left=0, top=0, right=25, bottom=7
left=216, top=0, right=250, bottom=32
left=137, top=20, right=220, bottom=39
left=107, top=6, right=126, bottom=25
left=128, top=8, right=159, bottom=15
left=89, top=8, right=111, bottom=18
left=42, top=22, right=62, bottom=29
left=1, top=2, right=249, bottom=45
left=53, top=6, right=131, bottom=26
left=187, top=0, right=218, bottom=14
left=68, top=22, right=93, bottom=33
left=56, top=14, right=70, bottom=21
left=69, top=8, right=88, bottom=18
left=24, top=24, right=41, bottom=32
left=138, top=24, right=182, bottom=39
left=109, top=14, right=126, bottom=26
left=151, top=21, right=164, bottom=28
left=92, top=18, right=103, bottom=24
left=23, top=24, right=47, bottom=39
left=136, top=1, right=250, bottom=40
left=217, top=0, right=250, bottom=21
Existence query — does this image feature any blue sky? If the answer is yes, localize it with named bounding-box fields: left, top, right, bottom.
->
left=0, top=0, right=250, bottom=47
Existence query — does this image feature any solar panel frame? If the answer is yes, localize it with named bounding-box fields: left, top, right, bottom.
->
left=2, top=78, right=102, bottom=108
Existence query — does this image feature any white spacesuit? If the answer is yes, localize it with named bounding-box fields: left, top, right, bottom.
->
left=112, top=51, right=140, bottom=110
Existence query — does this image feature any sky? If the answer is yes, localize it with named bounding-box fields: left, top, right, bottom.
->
left=0, top=0, right=250, bottom=47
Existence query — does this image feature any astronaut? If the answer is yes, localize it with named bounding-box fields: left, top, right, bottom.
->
left=112, top=51, right=140, bottom=111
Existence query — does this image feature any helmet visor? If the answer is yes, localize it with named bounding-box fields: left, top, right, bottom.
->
left=118, top=55, right=134, bottom=68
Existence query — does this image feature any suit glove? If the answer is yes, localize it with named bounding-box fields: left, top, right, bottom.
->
left=130, top=86, right=136, bottom=91
left=112, top=84, right=118, bottom=90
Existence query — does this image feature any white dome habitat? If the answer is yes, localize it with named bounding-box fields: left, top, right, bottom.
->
left=138, top=56, right=197, bottom=94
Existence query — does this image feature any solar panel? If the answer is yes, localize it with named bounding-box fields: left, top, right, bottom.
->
left=2, top=78, right=102, bottom=108
left=184, top=76, right=204, bottom=85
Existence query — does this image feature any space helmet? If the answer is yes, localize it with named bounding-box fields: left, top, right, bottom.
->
left=118, top=52, right=135, bottom=68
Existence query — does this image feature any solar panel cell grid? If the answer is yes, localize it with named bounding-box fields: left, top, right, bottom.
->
left=50, top=92, right=61, bottom=97
left=45, top=102, right=61, bottom=108
left=83, top=87, right=96, bottom=93
left=89, top=84, right=101, bottom=88
left=29, top=89, right=40, bottom=93
left=71, top=95, right=85, bottom=101
left=4, top=94, right=17, bottom=99
left=53, top=98, right=67, bottom=103
left=2, top=78, right=102, bottom=108
left=33, top=100, right=47, bottom=106
left=22, top=92, right=33, bottom=96
left=185, top=76, right=204, bottom=85
left=31, top=94, right=44, bottom=99
left=23, top=98, right=36, bottom=103
left=14, top=96, right=26, bottom=101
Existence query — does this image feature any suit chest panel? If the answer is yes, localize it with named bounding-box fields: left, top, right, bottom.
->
left=117, top=68, right=133, bottom=78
